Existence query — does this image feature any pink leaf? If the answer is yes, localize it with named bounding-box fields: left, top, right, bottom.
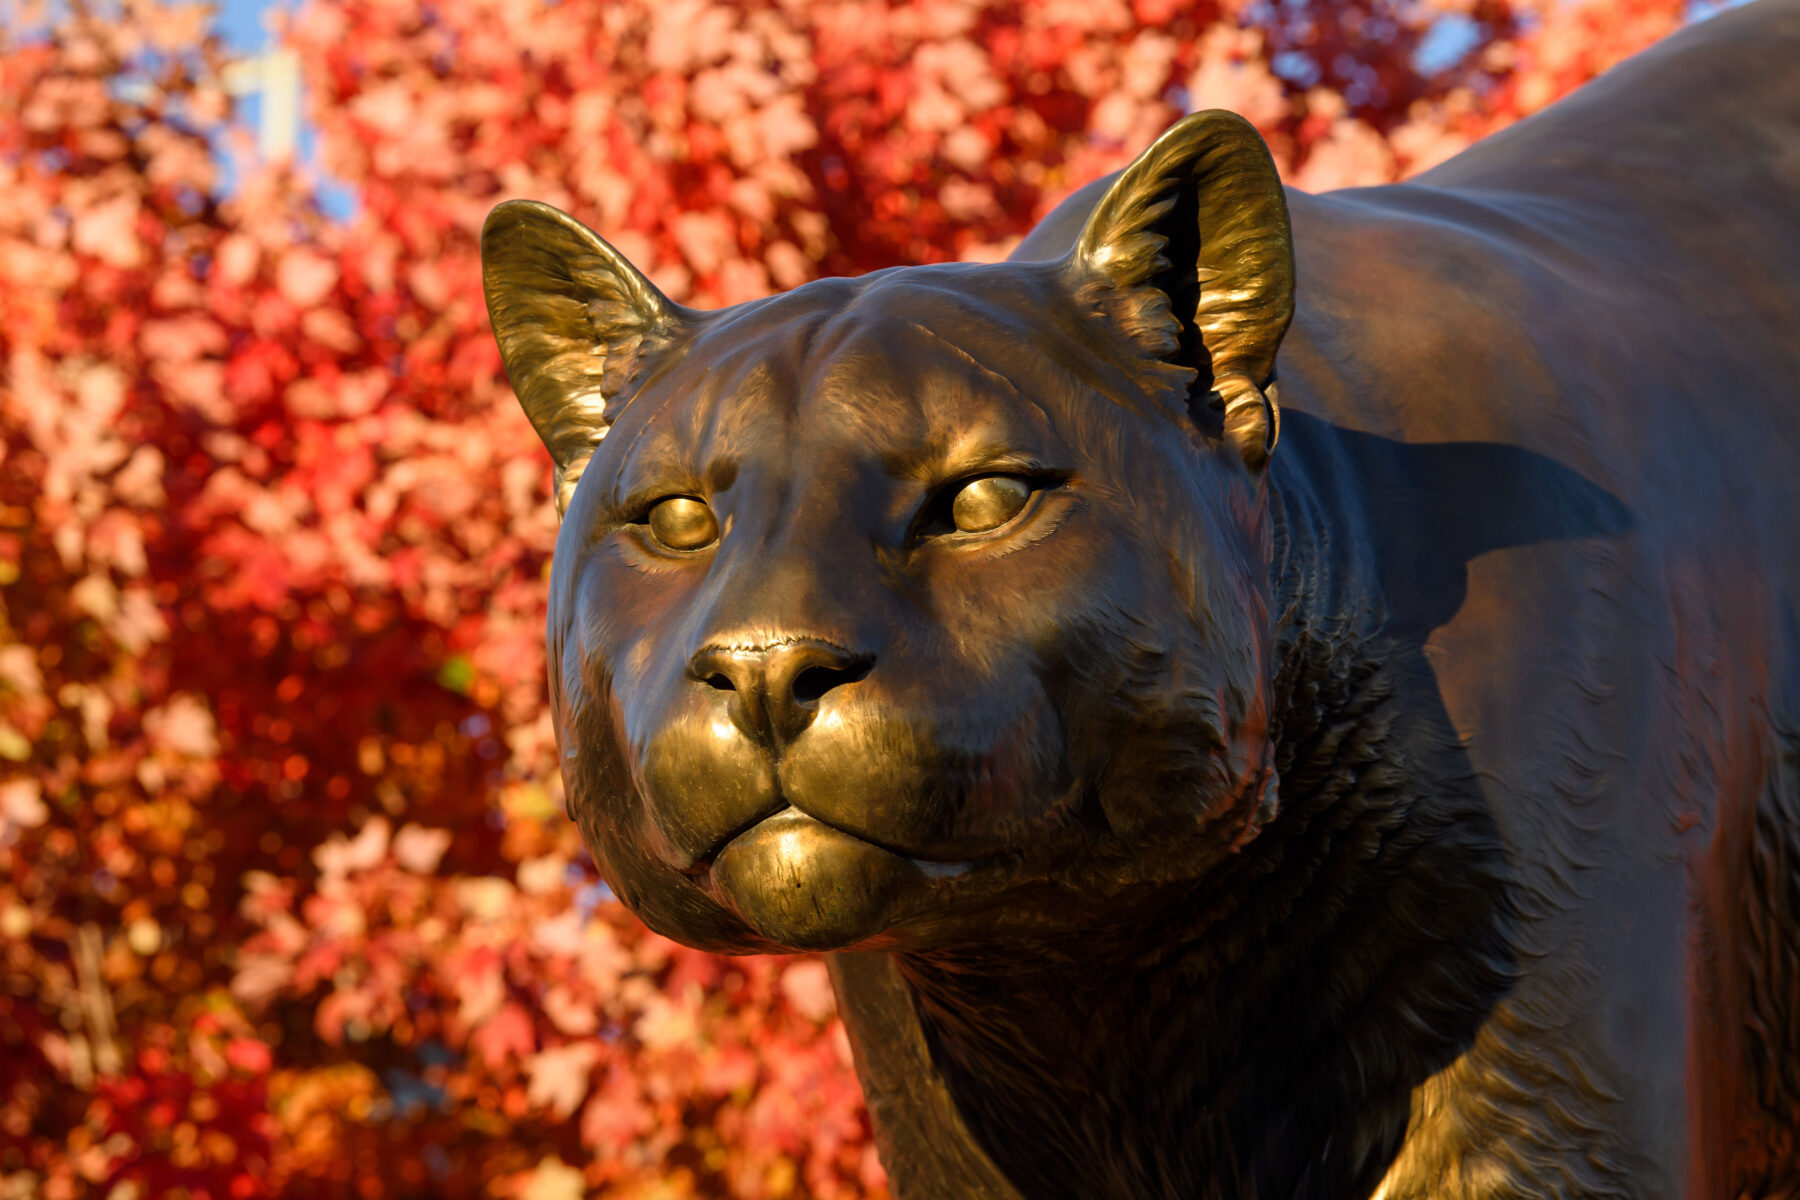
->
left=471, top=1002, right=536, bottom=1070
left=276, top=248, right=340, bottom=307
left=525, top=1041, right=601, bottom=1119
left=780, top=959, right=837, bottom=1023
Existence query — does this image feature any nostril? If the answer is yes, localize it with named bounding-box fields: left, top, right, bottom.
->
left=792, top=667, right=836, bottom=703
left=792, top=657, right=873, bottom=703
left=705, top=672, right=735, bottom=692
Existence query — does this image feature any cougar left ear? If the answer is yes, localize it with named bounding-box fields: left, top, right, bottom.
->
left=1067, top=111, right=1295, bottom=470
left=482, top=200, right=692, bottom=515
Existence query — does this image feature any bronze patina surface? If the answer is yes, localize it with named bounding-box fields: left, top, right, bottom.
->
left=479, top=1, right=1800, bottom=1195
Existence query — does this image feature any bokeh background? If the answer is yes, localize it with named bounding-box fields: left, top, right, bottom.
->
left=0, top=0, right=1724, bottom=1195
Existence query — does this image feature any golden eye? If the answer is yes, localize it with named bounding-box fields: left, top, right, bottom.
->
left=950, top=475, right=1031, bottom=534
left=646, top=496, right=719, bottom=551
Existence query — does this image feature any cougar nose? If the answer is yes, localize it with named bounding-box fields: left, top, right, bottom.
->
left=690, top=640, right=872, bottom=747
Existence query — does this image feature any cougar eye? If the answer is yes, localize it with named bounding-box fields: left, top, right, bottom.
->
left=646, top=496, right=719, bottom=551
left=950, top=475, right=1032, bottom=534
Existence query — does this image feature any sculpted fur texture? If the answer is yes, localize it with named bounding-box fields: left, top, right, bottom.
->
left=480, top=2, right=1800, bottom=1195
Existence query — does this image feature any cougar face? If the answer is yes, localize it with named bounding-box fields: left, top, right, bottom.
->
left=482, top=113, right=1293, bottom=952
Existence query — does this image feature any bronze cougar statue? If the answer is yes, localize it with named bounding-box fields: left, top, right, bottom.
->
left=480, top=1, right=1800, bottom=1195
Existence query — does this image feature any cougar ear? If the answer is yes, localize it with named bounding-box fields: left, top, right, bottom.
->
left=1068, top=111, right=1295, bottom=470
left=482, top=200, right=690, bottom=515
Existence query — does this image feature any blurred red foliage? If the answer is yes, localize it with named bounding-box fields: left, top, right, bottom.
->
left=0, top=0, right=1693, bottom=1194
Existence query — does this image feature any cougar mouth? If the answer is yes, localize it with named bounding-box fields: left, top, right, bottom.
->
left=701, top=807, right=979, bottom=951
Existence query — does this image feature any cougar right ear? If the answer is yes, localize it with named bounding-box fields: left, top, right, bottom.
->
left=482, top=200, right=691, bottom=515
